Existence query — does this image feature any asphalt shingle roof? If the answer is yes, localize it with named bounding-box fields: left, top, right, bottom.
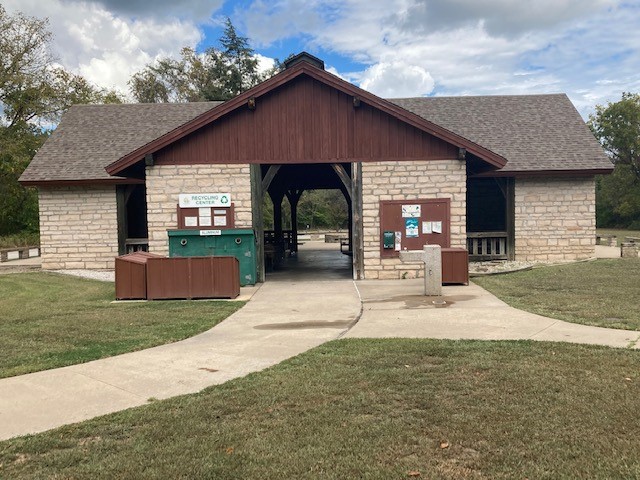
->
left=20, top=102, right=220, bottom=183
left=20, top=93, right=611, bottom=184
left=389, top=94, right=611, bottom=172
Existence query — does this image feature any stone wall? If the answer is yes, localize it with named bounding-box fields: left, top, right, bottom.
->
left=361, top=159, right=466, bottom=279
left=38, top=186, right=118, bottom=270
left=514, top=177, right=596, bottom=261
left=146, top=164, right=252, bottom=255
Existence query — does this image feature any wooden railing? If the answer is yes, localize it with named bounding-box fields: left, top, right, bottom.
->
left=264, top=230, right=295, bottom=249
left=125, top=238, right=149, bottom=254
left=0, top=246, right=40, bottom=262
left=467, top=232, right=508, bottom=260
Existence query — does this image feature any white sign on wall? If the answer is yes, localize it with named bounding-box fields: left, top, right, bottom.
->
left=200, top=230, right=222, bottom=236
left=401, top=204, right=421, bottom=218
left=179, top=193, right=231, bottom=208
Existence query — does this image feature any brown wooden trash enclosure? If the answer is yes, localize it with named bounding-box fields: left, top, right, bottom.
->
left=115, top=252, right=240, bottom=300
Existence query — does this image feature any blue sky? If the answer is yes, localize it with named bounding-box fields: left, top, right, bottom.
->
left=4, top=0, right=640, bottom=117
left=199, top=1, right=371, bottom=73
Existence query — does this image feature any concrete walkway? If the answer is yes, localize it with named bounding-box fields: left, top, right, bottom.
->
left=0, top=279, right=362, bottom=441
left=346, top=280, right=640, bottom=349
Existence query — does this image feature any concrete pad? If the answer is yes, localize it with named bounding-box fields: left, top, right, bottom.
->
left=0, top=256, right=42, bottom=274
left=348, top=279, right=640, bottom=349
left=595, top=245, right=621, bottom=259
left=0, top=278, right=361, bottom=441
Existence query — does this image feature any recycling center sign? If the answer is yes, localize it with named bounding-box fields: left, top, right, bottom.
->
left=179, top=193, right=232, bottom=208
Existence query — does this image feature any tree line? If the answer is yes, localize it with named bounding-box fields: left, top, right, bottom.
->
left=1, top=6, right=638, bottom=239
left=589, top=93, right=640, bottom=230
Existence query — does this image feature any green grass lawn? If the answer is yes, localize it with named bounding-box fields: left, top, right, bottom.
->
left=0, top=273, right=244, bottom=378
left=596, top=228, right=640, bottom=245
left=475, top=258, right=640, bottom=330
left=1, top=339, right=639, bottom=479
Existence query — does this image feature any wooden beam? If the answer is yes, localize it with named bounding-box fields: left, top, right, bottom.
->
left=493, top=177, right=507, bottom=199
left=331, top=164, right=352, bottom=198
left=261, top=165, right=281, bottom=192
left=124, top=184, right=137, bottom=205
left=351, top=162, right=364, bottom=279
left=250, top=164, right=265, bottom=282
left=115, top=185, right=127, bottom=256
left=505, top=178, right=516, bottom=261
left=340, top=185, right=353, bottom=254
left=285, top=189, right=303, bottom=206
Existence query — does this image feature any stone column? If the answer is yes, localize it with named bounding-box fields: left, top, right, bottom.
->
left=621, top=243, right=638, bottom=258
left=423, top=244, right=442, bottom=296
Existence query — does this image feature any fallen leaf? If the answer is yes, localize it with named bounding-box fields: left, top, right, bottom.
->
left=226, top=447, right=234, bottom=455
left=408, top=471, right=421, bottom=477
left=440, top=441, right=450, bottom=449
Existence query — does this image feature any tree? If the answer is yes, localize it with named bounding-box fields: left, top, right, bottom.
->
left=0, top=5, right=122, bottom=127
left=589, top=93, right=640, bottom=228
left=0, top=5, right=122, bottom=235
left=0, top=124, right=45, bottom=234
left=298, top=190, right=349, bottom=230
left=590, top=92, right=640, bottom=180
left=129, top=18, right=268, bottom=103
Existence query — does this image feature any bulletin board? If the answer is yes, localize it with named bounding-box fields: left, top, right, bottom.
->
left=379, top=198, right=450, bottom=258
left=177, top=203, right=235, bottom=230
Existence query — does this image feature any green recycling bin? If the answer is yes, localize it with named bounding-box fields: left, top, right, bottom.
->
left=168, top=229, right=257, bottom=285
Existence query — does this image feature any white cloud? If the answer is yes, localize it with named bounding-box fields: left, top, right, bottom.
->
left=63, top=0, right=222, bottom=21
left=240, top=0, right=638, bottom=116
left=255, top=53, right=276, bottom=74
left=359, top=62, right=434, bottom=98
left=325, top=66, right=349, bottom=81
left=240, top=0, right=327, bottom=47
left=4, top=0, right=638, bottom=118
left=3, top=0, right=204, bottom=95
left=396, top=0, right=616, bottom=37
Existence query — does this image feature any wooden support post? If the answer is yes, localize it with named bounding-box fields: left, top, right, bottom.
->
left=116, top=185, right=127, bottom=256
left=272, top=193, right=283, bottom=241
left=286, top=189, right=303, bottom=254
left=269, top=190, right=285, bottom=253
left=250, top=164, right=265, bottom=282
left=505, top=178, right=515, bottom=261
left=351, top=162, right=364, bottom=279
left=340, top=185, right=353, bottom=253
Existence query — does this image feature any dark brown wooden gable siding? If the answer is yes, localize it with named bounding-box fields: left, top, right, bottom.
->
left=154, top=75, right=458, bottom=165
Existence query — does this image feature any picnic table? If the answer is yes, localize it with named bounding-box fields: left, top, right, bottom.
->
left=596, top=235, right=617, bottom=247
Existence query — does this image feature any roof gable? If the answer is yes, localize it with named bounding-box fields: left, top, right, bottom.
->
left=106, top=61, right=507, bottom=176
left=152, top=74, right=464, bottom=166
